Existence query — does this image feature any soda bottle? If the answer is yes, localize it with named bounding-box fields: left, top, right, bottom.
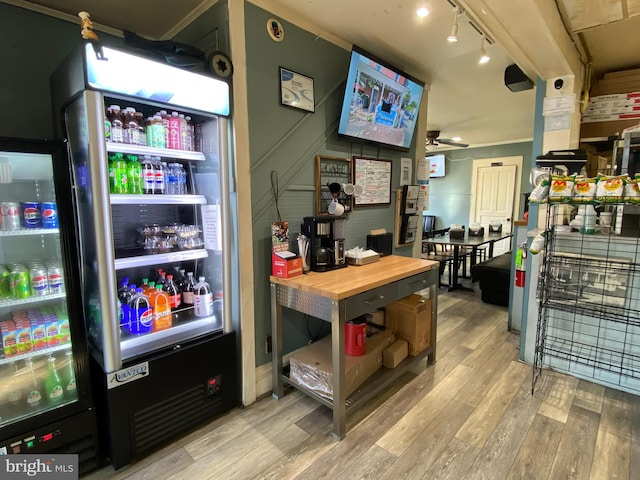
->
left=109, top=152, right=128, bottom=194
left=156, top=271, right=166, bottom=288
left=163, top=274, right=181, bottom=310
left=59, top=351, right=76, bottom=400
left=123, top=107, right=139, bottom=145
left=182, top=271, right=196, bottom=306
left=141, top=155, right=155, bottom=195
left=150, top=284, right=172, bottom=331
left=152, top=115, right=166, bottom=149
left=135, top=112, right=147, bottom=146
left=127, top=154, right=143, bottom=194
left=108, top=105, right=124, bottom=143
left=194, top=276, right=214, bottom=317
left=117, top=277, right=132, bottom=330
left=104, top=106, right=112, bottom=142
left=143, top=281, right=156, bottom=298
left=44, top=355, right=65, bottom=406
left=128, top=287, right=152, bottom=335
left=24, top=358, right=44, bottom=410
left=153, top=157, right=165, bottom=194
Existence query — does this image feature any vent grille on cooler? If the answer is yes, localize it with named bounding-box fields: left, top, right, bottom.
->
left=53, top=433, right=100, bottom=475
left=132, top=383, right=223, bottom=453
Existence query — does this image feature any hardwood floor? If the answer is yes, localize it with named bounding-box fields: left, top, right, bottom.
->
left=84, top=282, right=640, bottom=480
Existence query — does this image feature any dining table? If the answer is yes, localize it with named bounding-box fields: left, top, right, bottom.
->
left=423, top=232, right=513, bottom=292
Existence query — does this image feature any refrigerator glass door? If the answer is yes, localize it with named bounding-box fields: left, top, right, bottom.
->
left=0, top=148, right=78, bottom=428
left=64, top=88, right=227, bottom=371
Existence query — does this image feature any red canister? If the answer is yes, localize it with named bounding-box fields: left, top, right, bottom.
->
left=345, top=317, right=367, bottom=356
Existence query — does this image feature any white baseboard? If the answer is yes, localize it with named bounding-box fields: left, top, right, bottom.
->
left=255, top=347, right=305, bottom=398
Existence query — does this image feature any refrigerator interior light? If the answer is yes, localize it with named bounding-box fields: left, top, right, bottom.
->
left=85, top=44, right=230, bottom=116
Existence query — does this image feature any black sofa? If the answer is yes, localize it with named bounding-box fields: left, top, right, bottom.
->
left=471, top=252, right=512, bottom=306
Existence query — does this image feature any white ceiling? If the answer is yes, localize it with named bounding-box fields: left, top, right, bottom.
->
left=4, top=0, right=640, bottom=151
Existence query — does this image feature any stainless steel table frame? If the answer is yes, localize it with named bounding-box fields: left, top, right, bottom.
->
left=270, top=257, right=439, bottom=440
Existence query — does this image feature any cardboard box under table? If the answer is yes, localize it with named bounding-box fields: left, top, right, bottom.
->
left=386, top=294, right=432, bottom=356
left=289, top=328, right=395, bottom=400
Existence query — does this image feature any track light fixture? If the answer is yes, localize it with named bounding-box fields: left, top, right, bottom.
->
left=447, top=7, right=459, bottom=43
left=479, top=36, right=490, bottom=64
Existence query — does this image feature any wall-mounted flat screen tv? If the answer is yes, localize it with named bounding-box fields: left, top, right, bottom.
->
left=338, top=45, right=425, bottom=152
left=427, top=154, right=445, bottom=177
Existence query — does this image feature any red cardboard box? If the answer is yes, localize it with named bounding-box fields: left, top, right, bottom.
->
left=272, top=253, right=303, bottom=278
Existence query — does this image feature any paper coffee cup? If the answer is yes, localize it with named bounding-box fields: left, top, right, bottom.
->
left=342, top=183, right=356, bottom=195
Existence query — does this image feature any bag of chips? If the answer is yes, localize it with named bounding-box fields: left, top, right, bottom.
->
left=624, top=176, right=640, bottom=204
left=548, top=175, right=575, bottom=203
left=572, top=177, right=597, bottom=203
left=529, top=177, right=549, bottom=204
left=596, top=175, right=626, bottom=202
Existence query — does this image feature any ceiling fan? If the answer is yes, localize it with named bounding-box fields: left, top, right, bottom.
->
left=426, top=130, right=469, bottom=148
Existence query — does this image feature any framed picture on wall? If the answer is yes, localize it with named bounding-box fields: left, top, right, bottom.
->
left=427, top=154, right=445, bottom=178
left=353, top=156, right=392, bottom=206
left=280, top=67, right=315, bottom=112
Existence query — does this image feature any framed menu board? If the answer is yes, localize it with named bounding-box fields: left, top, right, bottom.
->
left=353, top=156, right=392, bottom=206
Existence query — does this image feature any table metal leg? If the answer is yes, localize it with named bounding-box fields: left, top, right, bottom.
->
left=330, top=300, right=346, bottom=439
left=271, top=283, right=284, bottom=399
left=448, top=246, right=474, bottom=292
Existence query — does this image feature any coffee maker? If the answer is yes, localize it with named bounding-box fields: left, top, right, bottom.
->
left=302, top=216, right=347, bottom=272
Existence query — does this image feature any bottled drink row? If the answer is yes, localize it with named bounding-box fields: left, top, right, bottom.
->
left=1, top=305, right=70, bottom=359
left=118, top=267, right=219, bottom=336
left=109, top=153, right=187, bottom=195
left=1, top=261, right=65, bottom=300
left=105, top=105, right=202, bottom=152
left=0, top=351, right=76, bottom=422
left=0, top=201, right=58, bottom=231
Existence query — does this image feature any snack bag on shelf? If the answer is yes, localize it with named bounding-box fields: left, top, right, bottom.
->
left=529, top=176, right=550, bottom=204
left=548, top=175, right=575, bottom=203
left=572, top=177, right=597, bottom=203
left=529, top=231, right=546, bottom=255
left=596, top=175, right=626, bottom=202
left=623, top=176, right=640, bottom=204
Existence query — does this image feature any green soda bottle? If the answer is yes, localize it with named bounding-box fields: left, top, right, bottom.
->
left=44, top=355, right=65, bottom=406
left=60, top=351, right=77, bottom=400
left=126, top=154, right=143, bottom=194
left=109, top=152, right=128, bottom=194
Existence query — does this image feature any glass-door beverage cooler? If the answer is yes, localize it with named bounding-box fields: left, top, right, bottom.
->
left=51, top=43, right=238, bottom=469
left=0, top=137, right=100, bottom=474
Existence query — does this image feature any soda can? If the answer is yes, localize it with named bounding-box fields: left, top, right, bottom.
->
left=0, top=202, right=21, bottom=231
left=47, top=264, right=65, bottom=294
left=41, top=202, right=58, bottom=229
left=29, top=265, right=48, bottom=296
left=9, top=266, right=30, bottom=299
left=0, top=265, right=10, bottom=299
left=20, top=202, right=41, bottom=229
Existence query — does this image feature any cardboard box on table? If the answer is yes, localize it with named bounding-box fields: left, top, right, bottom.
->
left=289, top=328, right=395, bottom=400
left=385, top=294, right=432, bottom=356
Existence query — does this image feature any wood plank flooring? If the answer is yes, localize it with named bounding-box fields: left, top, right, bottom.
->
left=84, top=281, right=640, bottom=480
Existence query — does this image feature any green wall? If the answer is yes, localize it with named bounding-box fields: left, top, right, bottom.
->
left=425, top=142, right=533, bottom=230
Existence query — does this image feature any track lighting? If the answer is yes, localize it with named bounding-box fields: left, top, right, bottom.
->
left=447, top=7, right=459, bottom=42
left=479, top=36, right=490, bottom=64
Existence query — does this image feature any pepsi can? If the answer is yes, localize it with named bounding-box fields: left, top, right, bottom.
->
left=41, top=202, right=58, bottom=228
left=46, top=263, right=65, bottom=294
left=0, top=202, right=20, bottom=231
left=21, top=202, right=41, bottom=228
left=29, top=264, right=48, bottom=296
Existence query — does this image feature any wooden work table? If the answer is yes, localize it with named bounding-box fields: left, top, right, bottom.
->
left=270, top=255, right=439, bottom=439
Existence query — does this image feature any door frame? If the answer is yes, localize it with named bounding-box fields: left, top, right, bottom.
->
left=469, top=156, right=523, bottom=233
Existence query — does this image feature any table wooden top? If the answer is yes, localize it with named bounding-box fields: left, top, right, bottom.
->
left=270, top=255, right=438, bottom=300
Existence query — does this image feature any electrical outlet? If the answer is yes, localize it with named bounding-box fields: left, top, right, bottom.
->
left=266, top=335, right=272, bottom=354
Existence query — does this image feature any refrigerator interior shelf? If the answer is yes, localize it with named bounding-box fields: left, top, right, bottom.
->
left=114, top=248, right=208, bottom=270
left=110, top=194, right=207, bottom=205
left=120, top=316, right=221, bottom=361
left=0, top=342, right=71, bottom=367
left=0, top=228, right=59, bottom=237
left=105, top=143, right=206, bottom=162
left=0, top=292, right=66, bottom=309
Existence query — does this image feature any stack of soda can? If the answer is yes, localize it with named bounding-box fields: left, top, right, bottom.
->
left=0, top=201, right=58, bottom=231
left=0, top=261, right=64, bottom=300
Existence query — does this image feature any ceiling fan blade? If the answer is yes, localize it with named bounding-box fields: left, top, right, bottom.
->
left=438, top=138, right=468, bottom=148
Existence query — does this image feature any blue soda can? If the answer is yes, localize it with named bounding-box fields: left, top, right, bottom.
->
left=21, top=202, right=41, bottom=228
left=41, top=202, right=58, bottom=228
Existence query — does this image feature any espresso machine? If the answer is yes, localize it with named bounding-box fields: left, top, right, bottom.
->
left=302, top=216, right=347, bottom=272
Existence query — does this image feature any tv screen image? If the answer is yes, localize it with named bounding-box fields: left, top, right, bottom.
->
left=338, top=46, right=425, bottom=152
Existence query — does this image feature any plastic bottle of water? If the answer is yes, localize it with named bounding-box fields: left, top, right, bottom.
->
left=166, top=163, right=179, bottom=195
left=194, top=276, right=213, bottom=317
left=117, top=277, right=131, bottom=331
left=128, top=287, right=153, bottom=335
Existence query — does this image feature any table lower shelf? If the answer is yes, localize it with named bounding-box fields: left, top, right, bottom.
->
left=281, top=346, right=432, bottom=415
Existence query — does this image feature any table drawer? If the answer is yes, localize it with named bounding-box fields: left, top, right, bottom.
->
left=345, top=283, right=397, bottom=319
left=397, top=270, right=435, bottom=298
